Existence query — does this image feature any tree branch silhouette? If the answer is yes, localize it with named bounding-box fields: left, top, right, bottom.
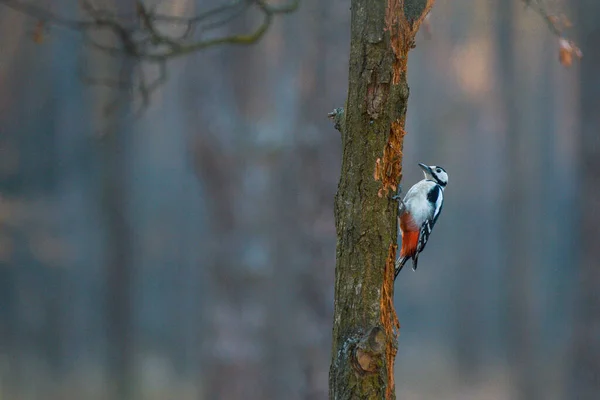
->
left=1, top=0, right=300, bottom=113
left=522, top=0, right=581, bottom=66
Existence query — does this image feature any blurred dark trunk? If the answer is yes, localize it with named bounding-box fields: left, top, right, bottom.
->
left=452, top=2, right=488, bottom=381
left=535, top=29, right=558, bottom=392
left=99, top=2, right=136, bottom=399
left=191, top=130, right=246, bottom=399
left=0, top=22, right=63, bottom=396
left=264, top=14, right=301, bottom=400
left=100, top=73, right=135, bottom=400
left=189, top=33, right=259, bottom=397
left=496, top=0, right=539, bottom=398
left=454, top=114, right=482, bottom=382
left=297, top=2, right=336, bottom=398
left=569, top=1, right=600, bottom=398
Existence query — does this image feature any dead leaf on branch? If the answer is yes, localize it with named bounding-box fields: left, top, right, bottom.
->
left=558, top=37, right=582, bottom=67
left=32, top=20, right=45, bottom=44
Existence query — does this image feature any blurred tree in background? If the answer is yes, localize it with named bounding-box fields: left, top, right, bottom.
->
left=569, top=0, right=600, bottom=399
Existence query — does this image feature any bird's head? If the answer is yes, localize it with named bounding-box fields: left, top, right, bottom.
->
left=419, top=163, right=448, bottom=188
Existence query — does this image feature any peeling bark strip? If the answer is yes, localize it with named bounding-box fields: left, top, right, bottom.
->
left=385, top=0, right=435, bottom=83
left=381, top=243, right=400, bottom=398
left=374, top=119, right=406, bottom=197
left=329, top=1, right=434, bottom=399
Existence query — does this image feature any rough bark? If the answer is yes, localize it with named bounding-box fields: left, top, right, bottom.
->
left=329, top=1, right=434, bottom=399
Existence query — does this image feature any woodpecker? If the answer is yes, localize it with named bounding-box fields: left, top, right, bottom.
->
left=394, top=163, right=448, bottom=277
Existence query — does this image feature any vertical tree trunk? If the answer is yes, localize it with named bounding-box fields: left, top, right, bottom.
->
left=100, top=78, right=135, bottom=400
left=97, top=2, right=136, bottom=399
left=496, top=1, right=539, bottom=398
left=329, top=1, right=433, bottom=398
left=569, top=1, right=600, bottom=398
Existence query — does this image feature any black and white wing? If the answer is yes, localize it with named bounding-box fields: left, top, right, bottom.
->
left=412, top=185, right=444, bottom=270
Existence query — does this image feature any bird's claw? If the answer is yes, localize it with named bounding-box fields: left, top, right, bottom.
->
left=391, top=187, right=405, bottom=214
left=391, top=185, right=403, bottom=201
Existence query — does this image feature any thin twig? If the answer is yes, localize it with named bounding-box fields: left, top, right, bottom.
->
left=135, top=60, right=167, bottom=117
left=522, top=0, right=562, bottom=36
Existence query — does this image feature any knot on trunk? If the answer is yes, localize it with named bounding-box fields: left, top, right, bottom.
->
left=327, top=107, right=345, bottom=134
left=352, top=326, right=386, bottom=374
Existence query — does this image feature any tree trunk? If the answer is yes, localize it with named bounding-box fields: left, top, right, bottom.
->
left=97, top=2, right=137, bottom=399
left=100, top=76, right=135, bottom=400
left=329, top=1, right=434, bottom=398
left=569, top=1, right=600, bottom=398
left=496, top=1, right=540, bottom=398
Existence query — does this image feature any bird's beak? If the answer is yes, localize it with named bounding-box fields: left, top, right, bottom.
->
left=418, top=163, right=431, bottom=173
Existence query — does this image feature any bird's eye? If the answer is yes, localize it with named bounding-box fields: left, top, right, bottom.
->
left=436, top=168, right=441, bottom=173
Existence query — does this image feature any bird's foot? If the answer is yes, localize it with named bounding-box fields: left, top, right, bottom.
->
left=391, top=185, right=403, bottom=200
left=391, top=186, right=405, bottom=213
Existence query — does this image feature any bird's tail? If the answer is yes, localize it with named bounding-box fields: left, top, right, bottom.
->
left=412, top=252, right=420, bottom=271
left=394, top=256, right=409, bottom=279
left=395, top=252, right=421, bottom=278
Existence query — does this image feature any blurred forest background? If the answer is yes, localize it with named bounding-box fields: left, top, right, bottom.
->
left=0, top=0, right=598, bottom=399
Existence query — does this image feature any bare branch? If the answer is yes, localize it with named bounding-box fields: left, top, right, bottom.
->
left=521, top=0, right=582, bottom=66
left=0, top=0, right=299, bottom=58
left=136, top=1, right=300, bottom=60
left=522, top=0, right=562, bottom=36
left=0, top=0, right=300, bottom=113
